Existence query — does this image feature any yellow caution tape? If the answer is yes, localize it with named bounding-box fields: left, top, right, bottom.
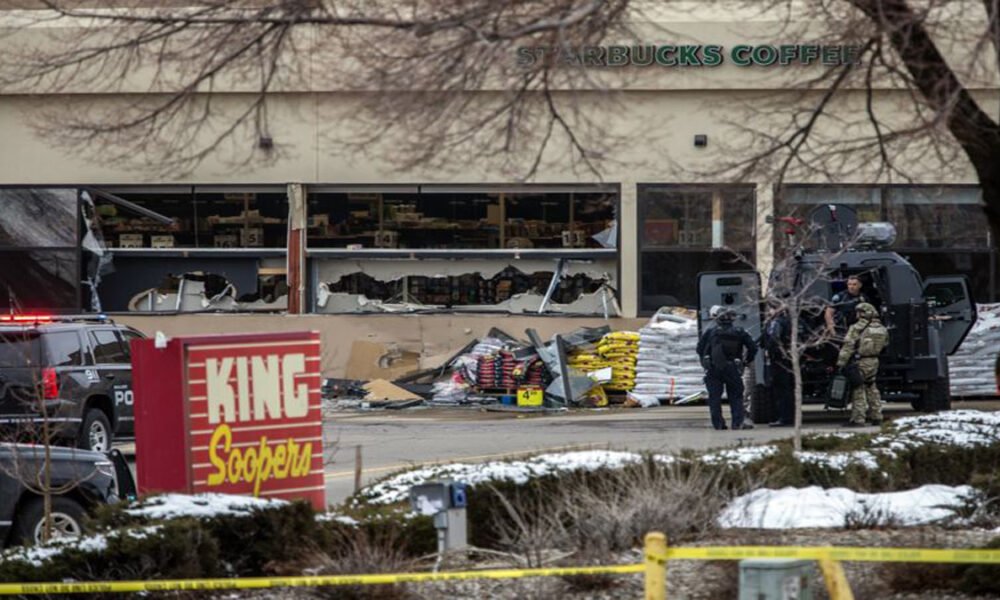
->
left=666, top=546, right=1000, bottom=564
left=0, top=565, right=645, bottom=595
left=3, top=545, right=998, bottom=595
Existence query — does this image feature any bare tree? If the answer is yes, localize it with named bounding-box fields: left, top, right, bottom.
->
left=0, top=326, right=100, bottom=544
left=0, top=1, right=997, bottom=239
left=759, top=220, right=862, bottom=451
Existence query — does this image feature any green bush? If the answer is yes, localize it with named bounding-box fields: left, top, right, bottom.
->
left=958, top=536, right=1000, bottom=595
left=0, top=519, right=221, bottom=584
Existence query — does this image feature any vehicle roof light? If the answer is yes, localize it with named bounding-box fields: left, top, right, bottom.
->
left=0, top=314, right=53, bottom=323
left=856, top=222, right=897, bottom=249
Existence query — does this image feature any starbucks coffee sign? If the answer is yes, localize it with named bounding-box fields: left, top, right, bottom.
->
left=516, top=45, right=861, bottom=67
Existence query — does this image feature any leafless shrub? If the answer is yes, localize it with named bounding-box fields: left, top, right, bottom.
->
left=487, top=483, right=571, bottom=569
left=843, top=500, right=903, bottom=530
left=313, top=527, right=417, bottom=600
left=557, top=461, right=742, bottom=552
left=490, top=459, right=761, bottom=561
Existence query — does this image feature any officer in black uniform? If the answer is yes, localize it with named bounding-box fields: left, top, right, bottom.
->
left=825, top=275, right=868, bottom=339
left=763, top=303, right=794, bottom=427
left=697, top=308, right=757, bottom=430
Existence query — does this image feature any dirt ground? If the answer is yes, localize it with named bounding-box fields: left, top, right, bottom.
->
left=214, top=526, right=999, bottom=599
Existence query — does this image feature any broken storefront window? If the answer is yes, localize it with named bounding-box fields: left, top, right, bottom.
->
left=316, top=265, right=618, bottom=315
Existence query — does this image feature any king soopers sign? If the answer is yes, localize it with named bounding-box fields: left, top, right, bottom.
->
left=516, top=44, right=862, bottom=68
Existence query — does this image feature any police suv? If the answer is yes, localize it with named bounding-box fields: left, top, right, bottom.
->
left=0, top=315, right=143, bottom=452
left=698, top=204, right=977, bottom=424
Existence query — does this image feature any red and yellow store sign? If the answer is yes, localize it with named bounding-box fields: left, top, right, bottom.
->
left=133, top=332, right=325, bottom=510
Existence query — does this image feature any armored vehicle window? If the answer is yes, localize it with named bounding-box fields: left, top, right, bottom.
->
left=0, top=331, right=41, bottom=367
left=926, top=282, right=967, bottom=308
left=89, top=330, right=127, bottom=364
left=43, top=332, right=83, bottom=366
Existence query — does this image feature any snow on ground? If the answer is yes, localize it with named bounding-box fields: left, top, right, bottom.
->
left=719, top=484, right=980, bottom=529
left=360, top=450, right=648, bottom=505
left=317, top=512, right=360, bottom=526
left=126, top=493, right=288, bottom=520
left=358, top=410, right=1000, bottom=509
left=1, top=526, right=161, bottom=567
left=871, top=410, right=1000, bottom=451
left=795, top=450, right=880, bottom=470
left=701, top=445, right=779, bottom=466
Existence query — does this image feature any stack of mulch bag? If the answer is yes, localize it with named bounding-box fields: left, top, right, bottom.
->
left=631, top=308, right=705, bottom=405
left=568, top=331, right=640, bottom=392
left=948, top=303, right=1000, bottom=397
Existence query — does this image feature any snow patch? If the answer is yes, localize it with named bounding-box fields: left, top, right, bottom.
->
left=318, top=513, right=360, bottom=526
left=795, top=450, right=880, bottom=470
left=126, top=493, right=288, bottom=520
left=1, top=525, right=162, bottom=567
left=701, top=445, right=779, bottom=466
left=719, top=485, right=979, bottom=529
left=361, top=450, right=647, bottom=505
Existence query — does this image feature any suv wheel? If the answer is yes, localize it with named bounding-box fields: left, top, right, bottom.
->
left=14, top=496, right=87, bottom=545
left=78, top=409, right=112, bottom=453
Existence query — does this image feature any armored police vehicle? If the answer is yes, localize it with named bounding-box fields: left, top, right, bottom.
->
left=698, top=204, right=977, bottom=423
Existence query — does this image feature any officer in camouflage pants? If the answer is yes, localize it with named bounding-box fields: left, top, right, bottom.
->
left=837, top=302, right=889, bottom=426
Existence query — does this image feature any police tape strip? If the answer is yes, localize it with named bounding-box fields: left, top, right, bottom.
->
left=665, top=546, right=1000, bottom=564
left=0, top=564, right=646, bottom=595
left=2, top=545, right=999, bottom=595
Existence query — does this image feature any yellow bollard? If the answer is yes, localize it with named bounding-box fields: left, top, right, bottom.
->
left=817, top=558, right=855, bottom=600
left=644, top=532, right=668, bottom=600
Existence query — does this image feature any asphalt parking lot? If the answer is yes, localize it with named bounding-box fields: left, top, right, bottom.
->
left=115, top=398, right=1000, bottom=505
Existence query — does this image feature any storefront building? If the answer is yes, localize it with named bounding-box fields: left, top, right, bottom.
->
left=0, top=6, right=996, bottom=375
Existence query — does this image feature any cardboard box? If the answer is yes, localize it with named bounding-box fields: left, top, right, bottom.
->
left=214, top=234, right=238, bottom=248
left=241, top=227, right=264, bottom=247
left=118, top=233, right=143, bottom=248
left=345, top=340, right=419, bottom=381
left=308, top=214, right=329, bottom=228
left=486, top=204, right=502, bottom=225
left=375, top=230, right=398, bottom=248
left=643, top=219, right=679, bottom=246
left=150, top=235, right=175, bottom=248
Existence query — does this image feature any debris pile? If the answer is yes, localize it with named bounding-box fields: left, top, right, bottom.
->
left=948, top=303, right=1000, bottom=397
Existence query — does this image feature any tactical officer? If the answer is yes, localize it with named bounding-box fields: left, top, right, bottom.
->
left=763, top=304, right=794, bottom=427
left=825, top=275, right=868, bottom=338
left=697, top=308, right=757, bottom=430
left=837, top=302, right=889, bottom=427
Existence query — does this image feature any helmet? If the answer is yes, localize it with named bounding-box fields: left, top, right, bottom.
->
left=716, top=308, right=735, bottom=323
left=855, top=302, right=878, bottom=319
left=709, top=305, right=723, bottom=318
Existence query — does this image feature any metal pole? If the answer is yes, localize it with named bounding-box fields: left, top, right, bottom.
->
left=353, top=445, right=363, bottom=494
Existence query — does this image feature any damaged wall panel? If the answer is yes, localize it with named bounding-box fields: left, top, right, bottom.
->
left=313, top=257, right=618, bottom=315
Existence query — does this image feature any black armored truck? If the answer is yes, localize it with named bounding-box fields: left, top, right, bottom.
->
left=698, top=204, right=977, bottom=423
